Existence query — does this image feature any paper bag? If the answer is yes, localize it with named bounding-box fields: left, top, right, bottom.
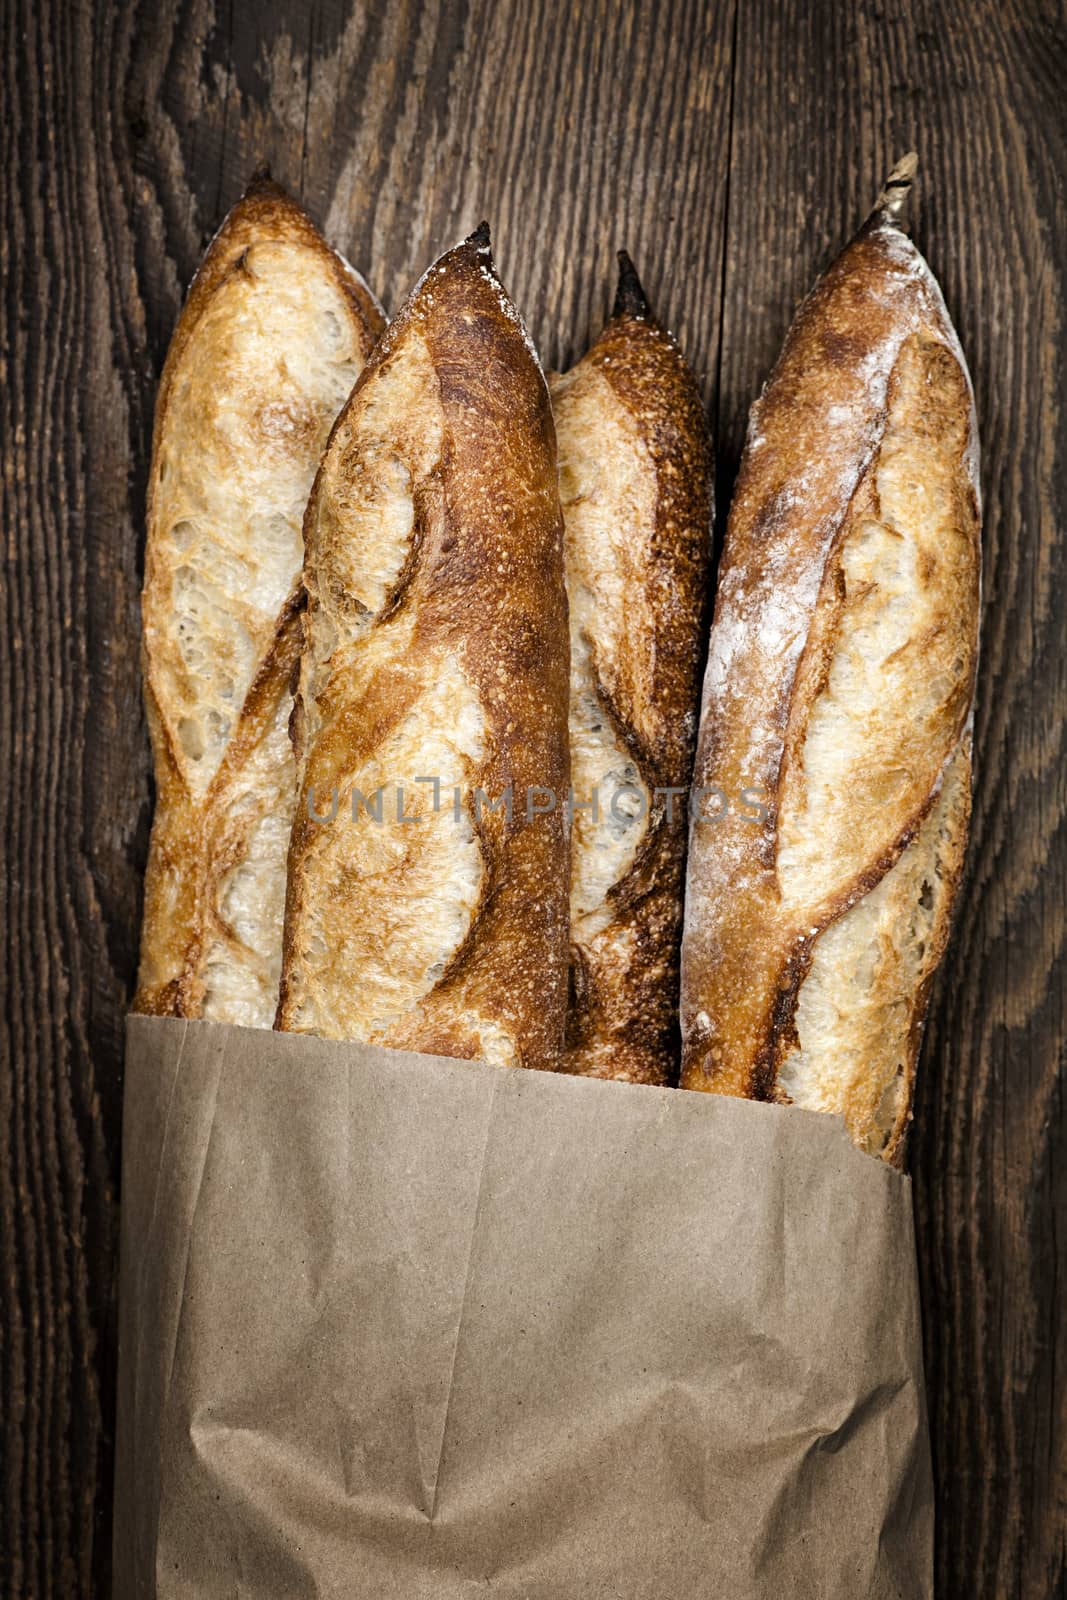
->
left=113, top=1015, right=932, bottom=1598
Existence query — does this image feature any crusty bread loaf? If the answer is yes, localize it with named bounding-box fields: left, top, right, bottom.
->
left=275, top=225, right=571, bottom=1070
left=135, top=173, right=384, bottom=1026
left=550, top=254, right=713, bottom=1085
left=679, top=156, right=981, bottom=1163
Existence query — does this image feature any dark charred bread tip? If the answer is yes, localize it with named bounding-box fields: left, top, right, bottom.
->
left=868, top=151, right=919, bottom=232
left=243, top=164, right=281, bottom=201
left=468, top=219, right=492, bottom=252
left=613, top=249, right=651, bottom=320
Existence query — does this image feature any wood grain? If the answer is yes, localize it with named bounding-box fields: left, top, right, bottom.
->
left=0, top=0, right=1064, bottom=1595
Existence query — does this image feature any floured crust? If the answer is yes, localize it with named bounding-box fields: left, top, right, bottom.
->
left=134, top=174, right=384, bottom=1025
left=679, top=179, right=981, bottom=1163
left=276, top=228, right=571, bottom=1071
left=551, top=257, right=713, bottom=1085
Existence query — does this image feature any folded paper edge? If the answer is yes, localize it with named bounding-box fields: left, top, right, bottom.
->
left=123, top=1015, right=912, bottom=1184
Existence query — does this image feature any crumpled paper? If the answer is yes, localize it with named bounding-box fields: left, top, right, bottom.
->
left=114, top=1015, right=932, bottom=1598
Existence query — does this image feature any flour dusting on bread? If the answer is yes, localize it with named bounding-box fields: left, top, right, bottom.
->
left=680, top=161, right=981, bottom=1162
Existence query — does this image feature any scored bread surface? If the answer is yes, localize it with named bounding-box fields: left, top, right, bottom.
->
left=679, top=161, right=981, bottom=1162
left=551, top=256, right=712, bottom=1085
left=135, top=174, right=384, bottom=1026
left=276, top=227, right=571, bottom=1071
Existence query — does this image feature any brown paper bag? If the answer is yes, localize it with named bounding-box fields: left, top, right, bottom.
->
left=113, top=1015, right=932, bottom=1598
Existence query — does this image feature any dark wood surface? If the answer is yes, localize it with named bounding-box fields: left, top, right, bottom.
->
left=1, top=0, right=1064, bottom=1594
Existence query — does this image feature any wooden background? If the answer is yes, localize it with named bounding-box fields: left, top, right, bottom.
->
left=1, top=0, right=1064, bottom=1594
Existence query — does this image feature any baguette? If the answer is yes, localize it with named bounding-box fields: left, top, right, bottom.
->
left=276, top=225, right=571, bottom=1070
left=550, top=255, right=713, bottom=1084
left=679, top=156, right=981, bottom=1162
left=135, top=173, right=383, bottom=1025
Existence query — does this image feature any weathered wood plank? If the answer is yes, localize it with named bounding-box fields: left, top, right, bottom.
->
left=2, top=0, right=154, bottom=1591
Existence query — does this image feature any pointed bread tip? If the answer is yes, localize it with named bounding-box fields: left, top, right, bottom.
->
left=240, top=165, right=292, bottom=208
left=468, top=220, right=492, bottom=251
left=243, top=164, right=276, bottom=194
left=613, top=249, right=651, bottom=319
left=869, top=151, right=918, bottom=230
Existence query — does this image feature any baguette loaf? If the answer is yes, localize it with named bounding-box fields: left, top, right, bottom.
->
left=550, top=255, right=713, bottom=1084
left=679, top=156, right=981, bottom=1162
left=276, top=226, right=571, bottom=1070
left=135, top=174, right=383, bottom=1025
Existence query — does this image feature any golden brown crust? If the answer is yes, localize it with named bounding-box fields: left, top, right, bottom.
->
left=134, top=174, right=383, bottom=1025
left=679, top=167, right=981, bottom=1161
left=551, top=255, right=713, bottom=1085
left=276, top=227, right=571, bottom=1071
